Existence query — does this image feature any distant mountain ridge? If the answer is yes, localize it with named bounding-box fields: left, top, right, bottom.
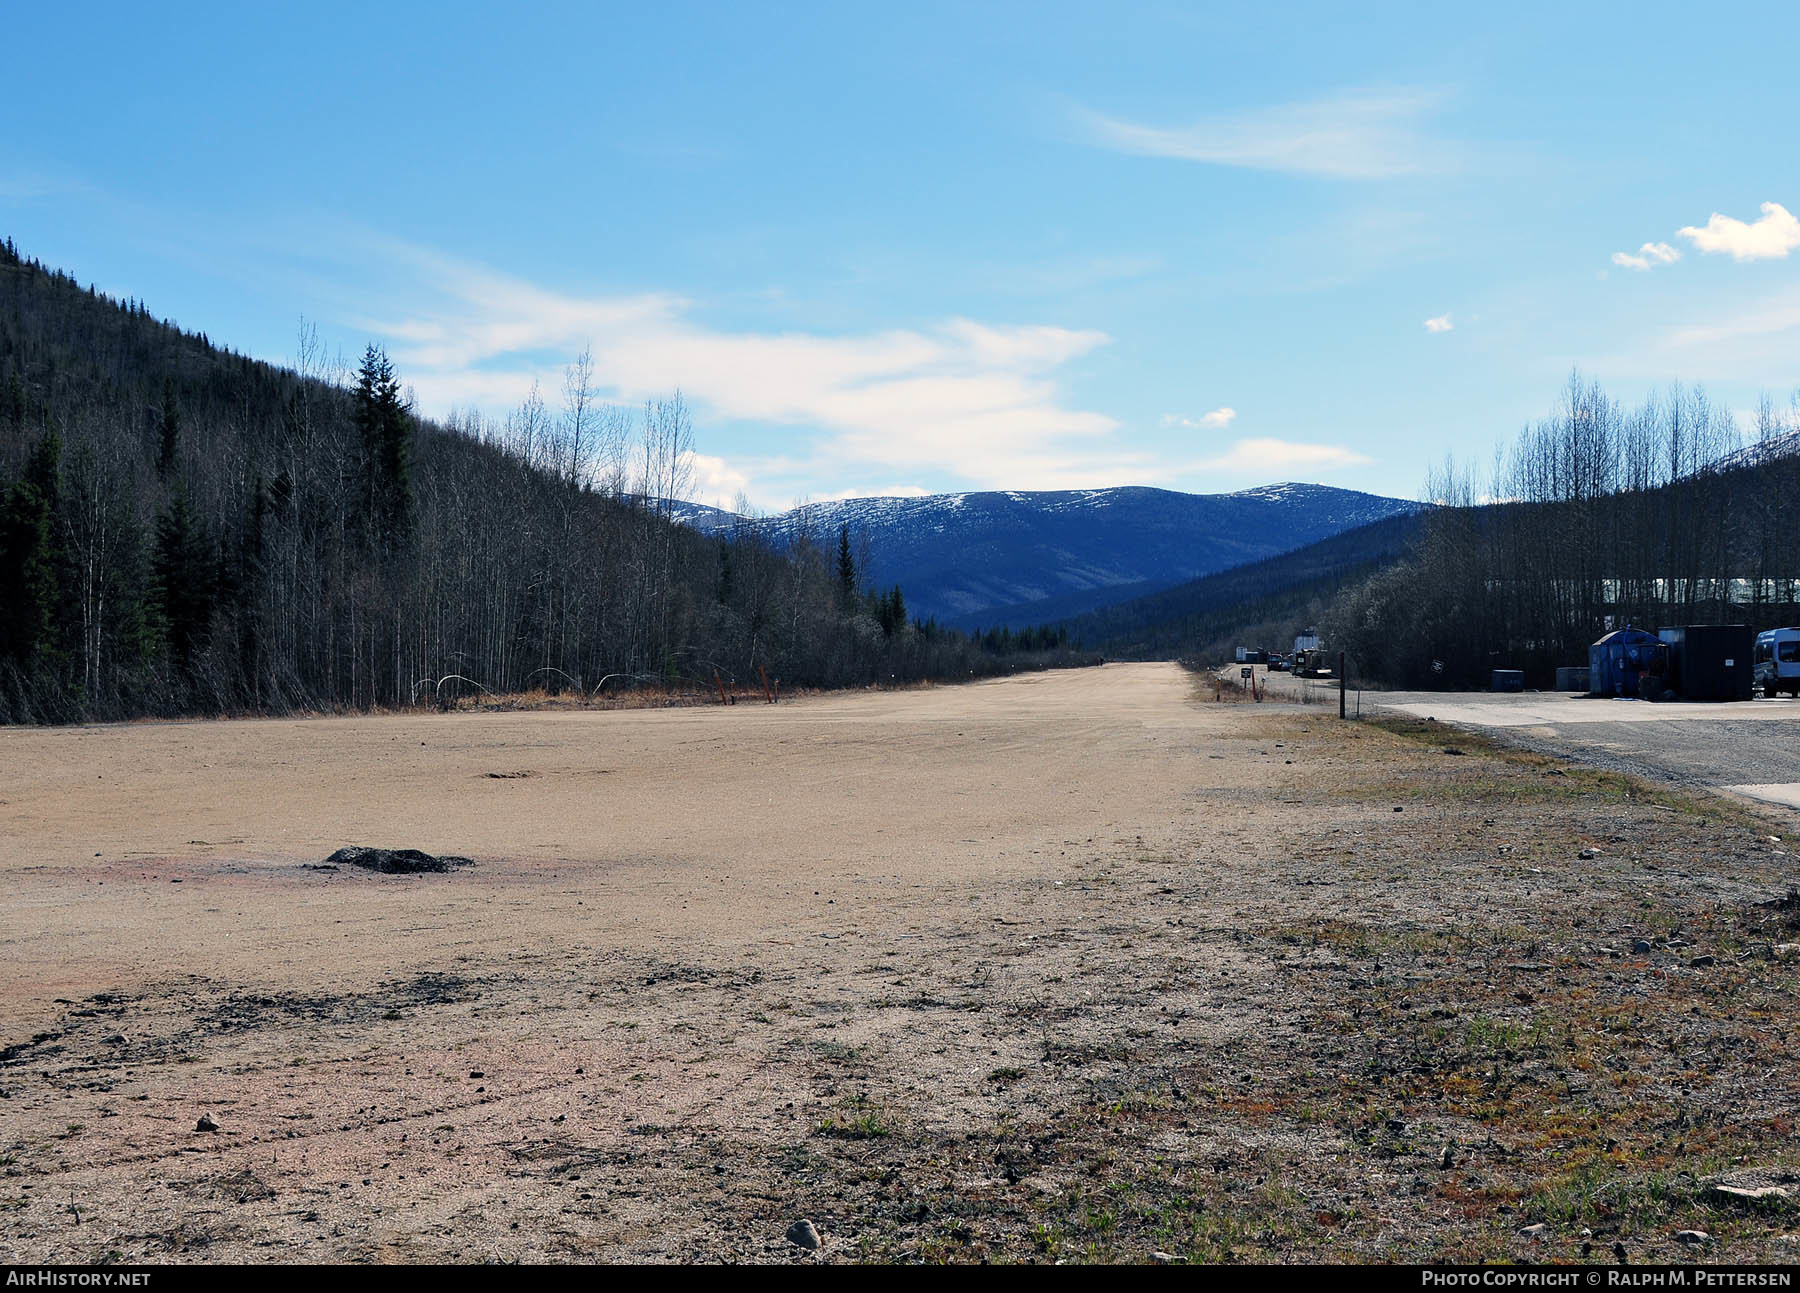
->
left=673, top=483, right=1424, bottom=626
left=1717, top=425, right=1800, bottom=472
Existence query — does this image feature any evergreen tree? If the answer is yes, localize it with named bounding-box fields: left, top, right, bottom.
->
left=156, top=377, right=181, bottom=479
left=717, top=540, right=734, bottom=604
left=2, top=370, right=25, bottom=429
left=836, top=523, right=856, bottom=609
left=0, top=468, right=57, bottom=667
left=152, top=489, right=215, bottom=670
left=876, top=585, right=907, bottom=637
left=353, top=344, right=413, bottom=546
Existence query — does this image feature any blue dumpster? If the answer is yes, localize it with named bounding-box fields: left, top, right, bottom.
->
left=1588, top=627, right=1663, bottom=698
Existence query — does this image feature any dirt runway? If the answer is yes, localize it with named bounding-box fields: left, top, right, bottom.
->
left=2, top=663, right=1797, bottom=1263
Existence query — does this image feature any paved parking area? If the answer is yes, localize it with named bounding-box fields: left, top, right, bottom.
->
left=1376, top=689, right=1800, bottom=814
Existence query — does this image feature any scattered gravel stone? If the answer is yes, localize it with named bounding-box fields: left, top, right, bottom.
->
left=195, top=1114, right=218, bottom=1133
left=786, top=1219, right=822, bottom=1250
left=1674, top=1229, right=1711, bottom=1245
left=1519, top=1223, right=1549, bottom=1240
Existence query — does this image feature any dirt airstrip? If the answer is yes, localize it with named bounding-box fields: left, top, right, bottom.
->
left=2, top=662, right=1798, bottom=1263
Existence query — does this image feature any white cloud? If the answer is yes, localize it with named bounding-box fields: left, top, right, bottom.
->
left=1678, top=202, right=1800, bottom=262
left=1611, top=241, right=1680, bottom=271
left=1079, top=88, right=1453, bottom=180
left=1423, top=314, right=1454, bottom=333
left=352, top=241, right=1130, bottom=495
left=681, top=450, right=752, bottom=511
left=1663, top=292, right=1800, bottom=350
left=1190, top=438, right=1373, bottom=473
left=1162, top=407, right=1237, bottom=430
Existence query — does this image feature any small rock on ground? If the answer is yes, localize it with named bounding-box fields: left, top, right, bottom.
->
left=786, top=1219, right=822, bottom=1250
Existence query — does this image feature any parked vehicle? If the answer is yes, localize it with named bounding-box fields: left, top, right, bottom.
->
left=1292, top=649, right=1333, bottom=678
left=1754, top=628, right=1800, bottom=698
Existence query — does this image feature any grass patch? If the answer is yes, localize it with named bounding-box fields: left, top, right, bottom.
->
left=816, top=1093, right=899, bottom=1140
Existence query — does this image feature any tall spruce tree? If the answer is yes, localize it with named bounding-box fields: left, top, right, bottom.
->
left=353, top=345, right=413, bottom=546
left=152, top=488, right=215, bottom=670
left=836, top=523, right=856, bottom=609
left=155, top=377, right=181, bottom=479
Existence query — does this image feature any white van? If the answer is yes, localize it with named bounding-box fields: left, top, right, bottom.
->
left=1754, top=628, right=1800, bottom=698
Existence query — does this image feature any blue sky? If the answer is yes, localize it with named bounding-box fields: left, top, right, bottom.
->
left=5, top=1, right=1800, bottom=510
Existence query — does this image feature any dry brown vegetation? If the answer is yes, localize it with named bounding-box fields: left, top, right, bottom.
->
left=0, top=664, right=1796, bottom=1263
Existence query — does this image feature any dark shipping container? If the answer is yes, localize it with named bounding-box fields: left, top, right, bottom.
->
left=1657, top=624, right=1754, bottom=702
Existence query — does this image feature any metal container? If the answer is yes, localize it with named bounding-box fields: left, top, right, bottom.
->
left=1555, top=666, right=1590, bottom=692
left=1490, top=669, right=1525, bottom=692
left=1588, top=627, right=1663, bottom=697
left=1657, top=625, right=1753, bottom=702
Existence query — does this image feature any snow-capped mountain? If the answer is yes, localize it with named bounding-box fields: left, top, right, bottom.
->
left=673, top=483, right=1424, bottom=627
left=1716, top=426, right=1800, bottom=471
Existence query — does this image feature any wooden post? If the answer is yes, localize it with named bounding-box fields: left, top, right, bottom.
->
left=714, top=670, right=728, bottom=705
left=1339, top=652, right=1347, bottom=720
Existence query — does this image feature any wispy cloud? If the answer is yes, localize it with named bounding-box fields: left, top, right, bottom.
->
left=347, top=239, right=1133, bottom=501
left=1678, top=202, right=1800, bottom=262
left=1190, top=438, right=1373, bottom=473
left=1611, top=241, right=1680, bottom=271
left=1423, top=313, right=1454, bottom=333
left=1078, top=88, right=1455, bottom=180
left=1663, top=291, right=1800, bottom=350
left=1162, top=407, right=1236, bottom=430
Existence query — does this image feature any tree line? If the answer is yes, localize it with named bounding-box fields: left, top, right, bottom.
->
left=0, top=240, right=1095, bottom=723
left=1325, top=371, right=1800, bottom=689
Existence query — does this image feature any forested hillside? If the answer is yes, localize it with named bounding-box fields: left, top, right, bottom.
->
left=1062, top=513, right=1422, bottom=660
left=1324, top=373, right=1800, bottom=689
left=0, top=241, right=1088, bottom=723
